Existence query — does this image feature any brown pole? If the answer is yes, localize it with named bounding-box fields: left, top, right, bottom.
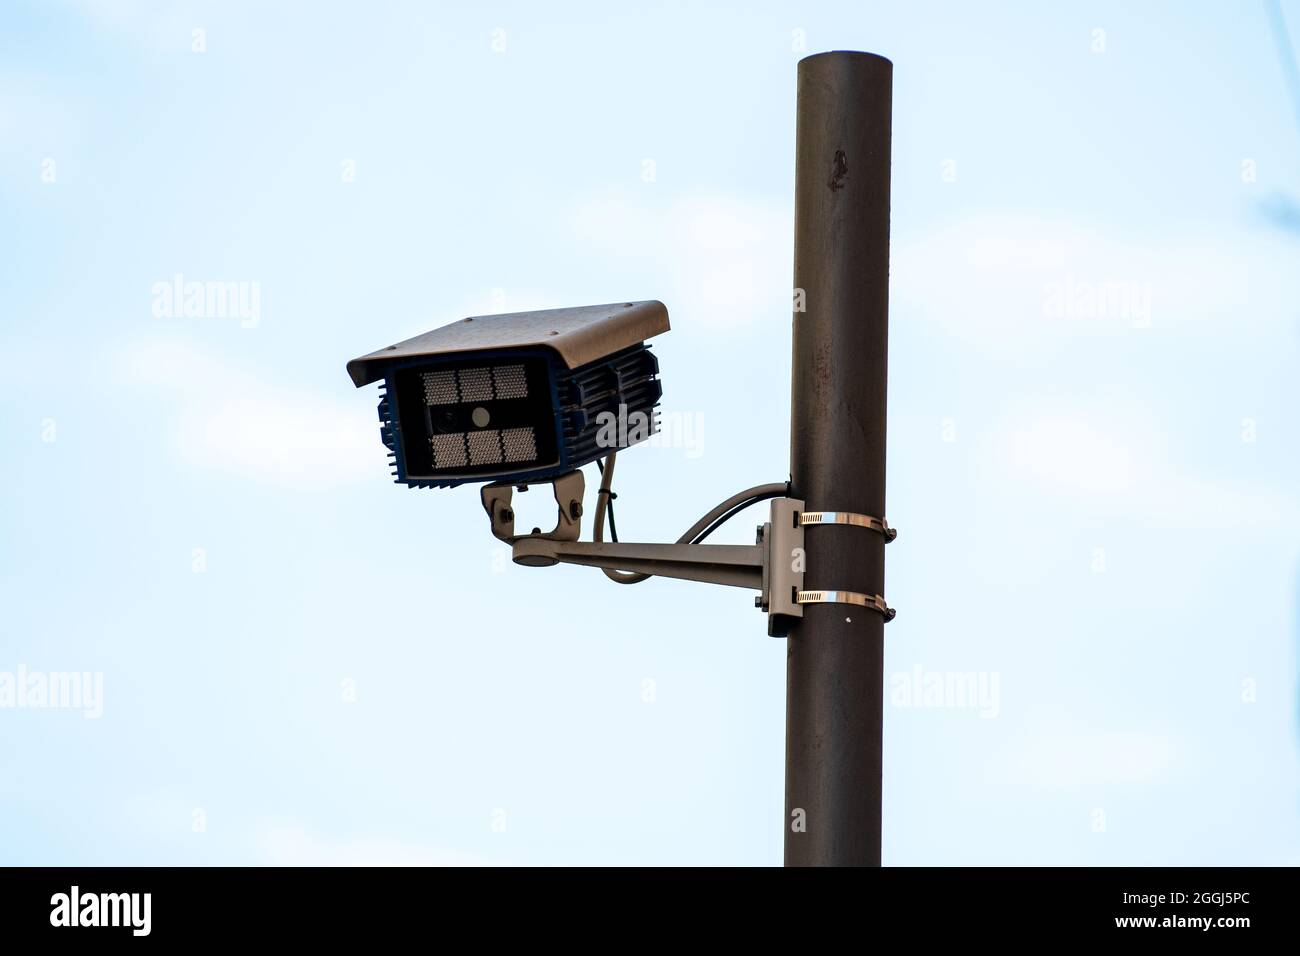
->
left=785, top=50, right=893, bottom=867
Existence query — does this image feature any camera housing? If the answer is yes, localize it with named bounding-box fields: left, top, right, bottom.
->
left=347, top=301, right=669, bottom=488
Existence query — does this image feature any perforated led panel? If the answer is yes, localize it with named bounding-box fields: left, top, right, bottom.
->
left=390, top=356, right=560, bottom=483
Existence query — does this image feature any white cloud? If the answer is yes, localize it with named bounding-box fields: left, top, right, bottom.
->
left=116, top=341, right=384, bottom=488
left=988, top=728, right=1178, bottom=791
left=1008, top=417, right=1134, bottom=494
left=892, top=214, right=1298, bottom=357
left=569, top=191, right=791, bottom=327
left=989, top=406, right=1298, bottom=530
left=261, top=822, right=511, bottom=867
left=61, top=0, right=216, bottom=50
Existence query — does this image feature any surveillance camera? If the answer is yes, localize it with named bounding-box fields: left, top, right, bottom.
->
left=347, top=301, right=669, bottom=488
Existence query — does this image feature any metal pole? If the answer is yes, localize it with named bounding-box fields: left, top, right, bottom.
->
left=785, top=51, right=893, bottom=867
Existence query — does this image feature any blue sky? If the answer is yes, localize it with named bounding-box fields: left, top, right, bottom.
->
left=2, top=0, right=1299, bottom=865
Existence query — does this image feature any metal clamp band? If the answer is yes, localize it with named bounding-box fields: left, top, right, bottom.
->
left=799, top=511, right=897, bottom=542
left=796, top=589, right=896, bottom=622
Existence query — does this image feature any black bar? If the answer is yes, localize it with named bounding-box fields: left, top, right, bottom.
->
left=0, top=867, right=1283, bottom=942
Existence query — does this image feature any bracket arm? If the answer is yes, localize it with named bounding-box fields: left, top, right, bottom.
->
left=512, top=538, right=763, bottom=590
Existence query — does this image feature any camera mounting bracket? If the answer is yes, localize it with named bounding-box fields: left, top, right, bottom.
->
left=485, top=479, right=897, bottom=632
left=481, top=470, right=585, bottom=543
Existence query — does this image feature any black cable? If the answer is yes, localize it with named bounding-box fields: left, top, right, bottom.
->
left=690, top=488, right=787, bottom=543
left=595, top=458, right=619, bottom=542
left=606, top=491, right=619, bottom=543
left=593, top=450, right=788, bottom=583
left=598, top=455, right=780, bottom=545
